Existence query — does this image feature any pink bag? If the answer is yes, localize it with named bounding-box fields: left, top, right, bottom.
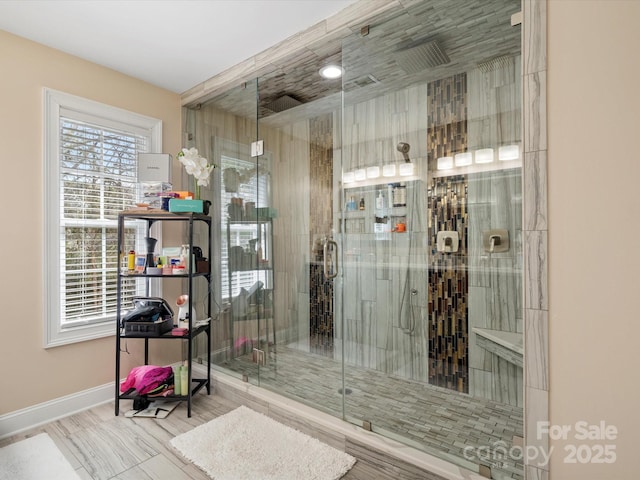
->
left=120, top=365, right=173, bottom=394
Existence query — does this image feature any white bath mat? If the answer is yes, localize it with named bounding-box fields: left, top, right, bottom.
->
left=0, top=432, right=80, bottom=480
left=170, top=405, right=356, bottom=480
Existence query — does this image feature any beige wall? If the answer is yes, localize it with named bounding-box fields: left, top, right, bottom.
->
left=0, top=30, right=182, bottom=414
left=548, top=1, right=640, bottom=478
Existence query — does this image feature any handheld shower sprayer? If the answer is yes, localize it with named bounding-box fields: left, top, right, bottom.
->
left=397, top=142, right=411, bottom=162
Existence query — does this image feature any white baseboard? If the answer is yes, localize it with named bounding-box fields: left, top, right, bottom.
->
left=0, top=382, right=114, bottom=440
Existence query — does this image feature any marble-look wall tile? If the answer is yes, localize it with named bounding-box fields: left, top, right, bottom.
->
left=466, top=190, right=491, bottom=288
left=375, top=279, right=392, bottom=350
left=468, top=286, right=488, bottom=370
left=525, top=465, right=549, bottom=480
left=492, top=355, right=523, bottom=407
left=487, top=257, right=521, bottom=332
left=523, top=229, right=548, bottom=311
left=523, top=150, right=548, bottom=231
left=465, top=53, right=523, bottom=408
left=524, top=71, right=547, bottom=153
left=525, top=308, right=548, bottom=391
left=521, top=2, right=550, bottom=471
left=412, top=307, right=430, bottom=383
left=523, top=0, right=547, bottom=76
left=466, top=57, right=521, bottom=149
left=392, top=326, right=413, bottom=378
left=525, top=386, right=549, bottom=471
left=469, top=367, right=492, bottom=399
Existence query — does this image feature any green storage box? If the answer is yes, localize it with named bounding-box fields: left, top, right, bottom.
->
left=169, top=199, right=203, bottom=213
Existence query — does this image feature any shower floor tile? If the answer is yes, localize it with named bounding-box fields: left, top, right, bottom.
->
left=216, top=343, right=524, bottom=479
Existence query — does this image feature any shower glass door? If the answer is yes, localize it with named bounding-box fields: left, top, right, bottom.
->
left=337, top=15, right=433, bottom=444
left=186, top=78, right=268, bottom=385
left=339, top=1, right=523, bottom=478
left=197, top=1, right=523, bottom=477
left=250, top=67, right=345, bottom=417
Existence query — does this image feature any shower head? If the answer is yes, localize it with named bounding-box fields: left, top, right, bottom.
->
left=397, top=142, right=411, bottom=162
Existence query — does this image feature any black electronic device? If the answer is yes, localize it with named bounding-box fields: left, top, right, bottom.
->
left=121, top=296, right=173, bottom=327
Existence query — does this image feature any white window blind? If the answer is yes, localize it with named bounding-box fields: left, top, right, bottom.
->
left=59, top=117, right=146, bottom=326
left=44, top=88, right=162, bottom=347
left=221, top=156, right=269, bottom=299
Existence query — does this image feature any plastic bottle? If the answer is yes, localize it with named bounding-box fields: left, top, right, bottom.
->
left=173, top=366, right=181, bottom=395
left=393, top=183, right=407, bottom=207
left=180, top=245, right=190, bottom=272
left=127, top=250, right=135, bottom=271
left=359, top=197, right=365, bottom=210
left=180, top=366, right=188, bottom=395
left=256, top=241, right=263, bottom=263
left=376, top=191, right=385, bottom=209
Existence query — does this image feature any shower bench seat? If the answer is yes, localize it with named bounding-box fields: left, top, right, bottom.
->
left=472, top=327, right=523, bottom=368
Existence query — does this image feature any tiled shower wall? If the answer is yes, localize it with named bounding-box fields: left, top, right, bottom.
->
left=467, top=55, right=524, bottom=408
left=424, top=60, right=524, bottom=405
left=335, top=85, right=430, bottom=383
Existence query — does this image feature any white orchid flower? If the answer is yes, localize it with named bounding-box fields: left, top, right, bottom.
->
left=177, top=147, right=216, bottom=196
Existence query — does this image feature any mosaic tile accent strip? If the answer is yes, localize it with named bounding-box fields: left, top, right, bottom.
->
left=427, top=74, right=469, bottom=393
left=427, top=73, right=468, bottom=169
left=427, top=176, right=469, bottom=393
left=309, top=114, right=335, bottom=348
left=309, top=263, right=334, bottom=348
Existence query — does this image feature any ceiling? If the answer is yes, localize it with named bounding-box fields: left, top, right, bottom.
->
left=205, top=0, right=521, bottom=125
left=0, top=0, right=357, bottom=94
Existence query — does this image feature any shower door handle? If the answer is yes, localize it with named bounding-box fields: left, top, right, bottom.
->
left=323, top=239, right=338, bottom=279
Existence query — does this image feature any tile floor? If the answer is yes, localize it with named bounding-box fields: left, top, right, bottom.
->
left=0, top=394, right=409, bottom=480
left=216, top=342, right=524, bottom=479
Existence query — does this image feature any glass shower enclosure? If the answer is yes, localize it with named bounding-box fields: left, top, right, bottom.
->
left=187, top=1, right=524, bottom=477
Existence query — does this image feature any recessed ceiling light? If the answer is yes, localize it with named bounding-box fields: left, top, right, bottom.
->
left=319, top=65, right=344, bottom=79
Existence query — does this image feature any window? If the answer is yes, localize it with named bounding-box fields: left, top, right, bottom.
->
left=221, top=155, right=270, bottom=299
left=43, top=89, right=162, bottom=347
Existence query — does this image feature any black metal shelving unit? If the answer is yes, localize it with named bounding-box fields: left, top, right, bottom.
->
left=115, top=211, right=212, bottom=417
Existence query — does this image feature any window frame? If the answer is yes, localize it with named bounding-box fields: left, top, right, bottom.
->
left=43, top=88, right=162, bottom=348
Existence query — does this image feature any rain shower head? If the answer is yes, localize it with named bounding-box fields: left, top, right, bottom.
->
left=395, top=40, right=450, bottom=74
left=397, top=142, right=411, bottom=162
left=264, top=94, right=303, bottom=113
